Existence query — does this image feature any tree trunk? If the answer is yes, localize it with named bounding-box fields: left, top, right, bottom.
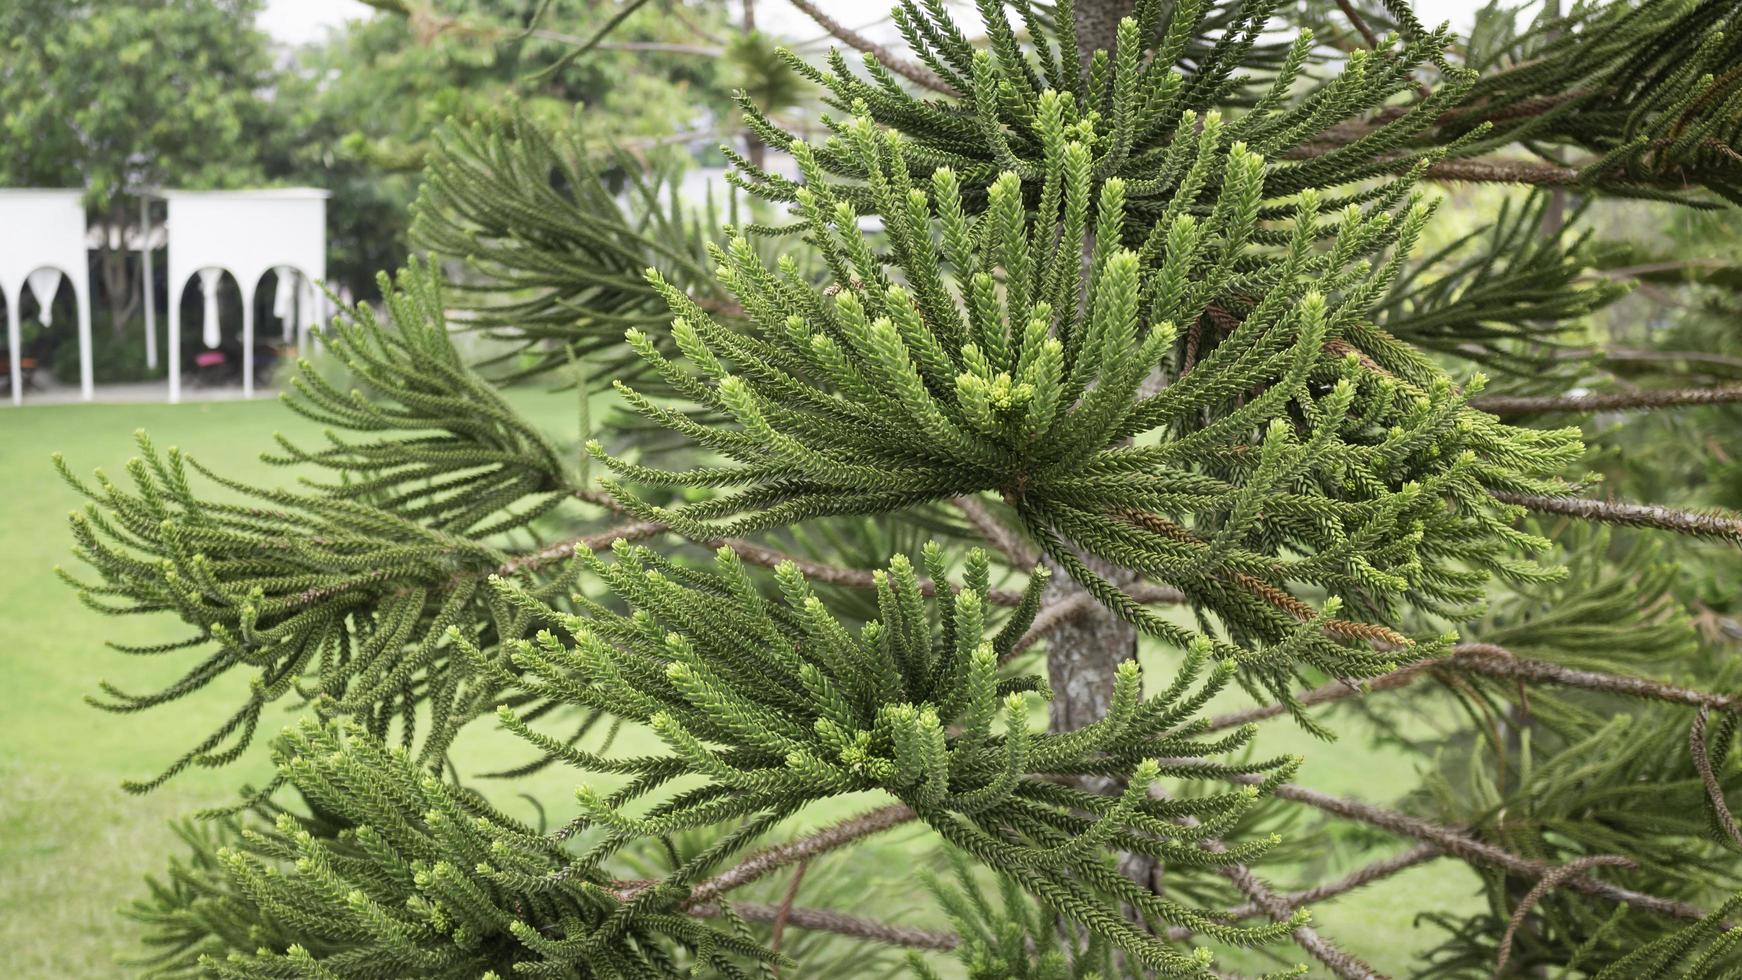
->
left=98, top=205, right=141, bottom=337
left=1072, top=0, right=1135, bottom=65
left=741, top=0, right=767, bottom=171
left=1043, top=0, right=1156, bottom=897
left=1047, top=0, right=1142, bottom=741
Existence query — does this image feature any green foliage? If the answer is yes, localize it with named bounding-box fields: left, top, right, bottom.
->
left=725, top=31, right=811, bottom=122
left=412, top=111, right=737, bottom=381
left=482, top=543, right=1300, bottom=972
left=1375, top=191, right=1631, bottom=379
left=596, top=111, right=1584, bottom=709
left=0, top=0, right=277, bottom=202
left=50, top=316, right=165, bottom=385
left=126, top=720, right=780, bottom=979
left=1450, top=0, right=1742, bottom=205
left=913, top=850, right=1305, bottom=980
left=733, top=0, right=1471, bottom=215
left=275, top=0, right=742, bottom=297
left=46, top=1, right=1742, bottom=977
left=56, top=264, right=585, bottom=791
left=124, top=544, right=1302, bottom=976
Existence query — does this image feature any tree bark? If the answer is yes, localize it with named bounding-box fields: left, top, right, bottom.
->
left=1043, top=0, right=1155, bottom=899
left=1047, top=0, right=1143, bottom=742
left=741, top=0, right=767, bottom=171
left=98, top=204, right=141, bottom=337
left=1073, top=0, right=1135, bottom=67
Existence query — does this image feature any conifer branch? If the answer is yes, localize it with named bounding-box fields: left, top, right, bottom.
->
left=1250, top=779, right=1708, bottom=920
left=689, top=899, right=961, bottom=951
left=1219, top=860, right=1384, bottom=980
left=1009, top=592, right=1103, bottom=660
left=1475, top=384, right=1742, bottom=416
left=1205, top=643, right=1742, bottom=733
left=1495, top=492, right=1742, bottom=546
left=1690, top=707, right=1742, bottom=851
left=1492, top=855, right=1637, bottom=979
left=686, top=803, right=918, bottom=905
left=1228, top=844, right=1445, bottom=919
left=785, top=0, right=954, bottom=94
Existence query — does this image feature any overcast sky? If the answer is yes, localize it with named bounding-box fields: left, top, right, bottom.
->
left=260, top=0, right=1495, bottom=47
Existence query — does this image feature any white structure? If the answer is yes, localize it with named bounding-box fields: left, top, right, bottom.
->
left=160, top=188, right=329, bottom=403
left=1, top=189, right=94, bottom=405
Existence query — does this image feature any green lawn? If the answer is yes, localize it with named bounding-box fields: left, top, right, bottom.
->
left=0, top=394, right=1480, bottom=977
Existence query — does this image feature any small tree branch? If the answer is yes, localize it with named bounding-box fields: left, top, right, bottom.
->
left=1243, top=778, right=1706, bottom=920
left=1220, top=860, right=1387, bottom=979
left=687, top=803, right=917, bottom=906
left=769, top=859, right=810, bottom=967
left=1205, top=643, right=1741, bottom=733
left=687, top=898, right=960, bottom=950
left=1493, top=855, right=1636, bottom=978
left=1690, top=707, right=1742, bottom=850
left=954, top=496, right=1037, bottom=566
left=1423, top=159, right=1580, bottom=185
left=1332, top=0, right=1382, bottom=49
left=1475, top=384, right=1742, bottom=416
left=1228, top=844, right=1444, bottom=919
left=1494, top=492, right=1742, bottom=546
left=785, top=0, right=956, bottom=94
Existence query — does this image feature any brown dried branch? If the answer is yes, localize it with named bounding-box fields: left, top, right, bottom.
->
left=1241, top=777, right=1706, bottom=920
left=502, top=514, right=1038, bottom=603
left=1281, top=143, right=1583, bottom=186
left=954, top=495, right=1037, bottom=566
left=1333, top=0, right=1382, bottom=49
left=1690, top=707, right=1742, bottom=850
left=686, top=803, right=917, bottom=906
left=687, top=898, right=960, bottom=950
left=1156, top=777, right=1381, bottom=978
left=1220, top=860, right=1387, bottom=979
left=1475, top=384, right=1742, bottom=416
left=786, top=0, right=956, bottom=94
left=1492, top=855, right=1636, bottom=978
left=769, top=860, right=810, bottom=968
left=1205, top=643, right=1741, bottom=733
left=1228, top=844, right=1444, bottom=919
left=1494, top=492, right=1742, bottom=546
left=496, top=519, right=665, bottom=576
left=1422, top=159, right=1581, bottom=185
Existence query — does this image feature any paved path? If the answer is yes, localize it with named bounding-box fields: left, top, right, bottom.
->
left=6, top=378, right=277, bottom=406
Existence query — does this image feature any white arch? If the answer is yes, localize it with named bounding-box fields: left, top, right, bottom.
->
left=1, top=190, right=93, bottom=405
left=160, top=189, right=328, bottom=403
left=256, top=264, right=321, bottom=351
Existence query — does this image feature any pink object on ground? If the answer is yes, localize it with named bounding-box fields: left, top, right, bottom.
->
left=194, top=351, right=227, bottom=368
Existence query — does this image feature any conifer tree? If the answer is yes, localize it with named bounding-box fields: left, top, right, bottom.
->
left=56, top=0, right=1742, bottom=976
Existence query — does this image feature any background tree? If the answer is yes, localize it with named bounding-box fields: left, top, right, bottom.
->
left=270, top=0, right=748, bottom=298
left=0, top=0, right=278, bottom=334
left=52, top=0, right=1742, bottom=976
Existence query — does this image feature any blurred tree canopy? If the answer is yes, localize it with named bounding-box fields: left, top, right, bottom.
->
left=267, top=0, right=742, bottom=296
left=0, top=0, right=278, bottom=331
left=0, top=0, right=744, bottom=312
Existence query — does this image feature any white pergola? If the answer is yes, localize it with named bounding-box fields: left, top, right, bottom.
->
left=1, top=189, right=94, bottom=405
left=159, top=188, right=330, bottom=403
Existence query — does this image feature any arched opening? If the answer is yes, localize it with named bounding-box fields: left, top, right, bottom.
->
left=251, top=266, right=316, bottom=388
left=172, top=268, right=247, bottom=392
left=0, top=286, right=13, bottom=402
left=4, top=266, right=81, bottom=403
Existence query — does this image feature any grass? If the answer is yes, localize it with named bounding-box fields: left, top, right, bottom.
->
left=0, top=393, right=1481, bottom=977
